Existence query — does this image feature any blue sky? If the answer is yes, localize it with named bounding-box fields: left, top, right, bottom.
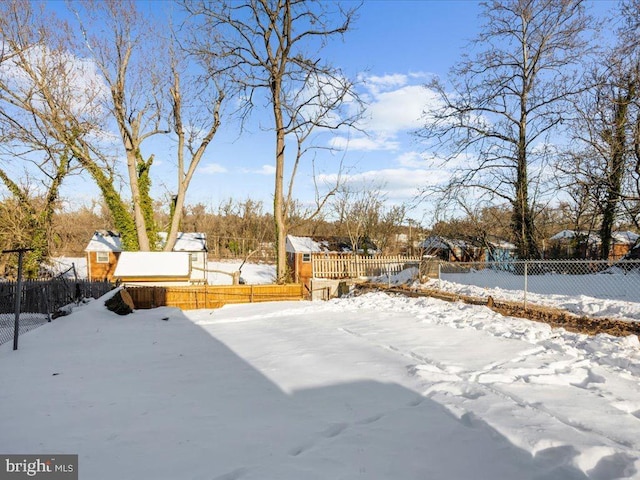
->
left=157, top=1, right=489, bottom=224
left=48, top=0, right=616, bottom=225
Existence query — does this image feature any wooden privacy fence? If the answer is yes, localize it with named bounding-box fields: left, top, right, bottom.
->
left=126, top=283, right=305, bottom=310
left=312, top=255, right=422, bottom=279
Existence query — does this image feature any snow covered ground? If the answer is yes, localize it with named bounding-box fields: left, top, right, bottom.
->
left=2, top=290, right=640, bottom=479
left=429, top=269, right=640, bottom=321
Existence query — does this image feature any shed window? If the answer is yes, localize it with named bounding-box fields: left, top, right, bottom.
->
left=302, top=253, right=311, bottom=263
left=190, top=253, right=199, bottom=262
left=96, top=251, right=109, bottom=263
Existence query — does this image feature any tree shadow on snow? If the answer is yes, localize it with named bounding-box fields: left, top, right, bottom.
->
left=0, top=305, right=634, bottom=480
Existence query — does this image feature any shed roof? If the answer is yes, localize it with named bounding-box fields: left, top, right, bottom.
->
left=285, top=235, right=379, bottom=254
left=113, top=252, right=190, bottom=278
left=285, top=235, right=323, bottom=253
left=85, top=230, right=122, bottom=252
left=158, top=232, right=207, bottom=252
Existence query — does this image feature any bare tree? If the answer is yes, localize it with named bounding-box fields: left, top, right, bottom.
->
left=0, top=0, right=227, bottom=253
left=188, top=0, right=362, bottom=282
left=560, top=0, right=640, bottom=257
left=72, top=0, right=228, bottom=252
left=0, top=1, right=96, bottom=274
left=331, top=182, right=406, bottom=254
left=418, top=0, right=592, bottom=259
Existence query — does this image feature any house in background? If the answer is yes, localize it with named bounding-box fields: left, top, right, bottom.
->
left=420, top=236, right=484, bottom=262
left=286, top=235, right=323, bottom=289
left=286, top=235, right=381, bottom=292
left=546, top=230, right=639, bottom=260
left=484, top=237, right=517, bottom=262
left=85, top=230, right=122, bottom=281
left=611, top=231, right=640, bottom=259
left=419, top=235, right=516, bottom=262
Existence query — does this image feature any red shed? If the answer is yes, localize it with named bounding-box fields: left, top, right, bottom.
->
left=84, top=230, right=122, bottom=281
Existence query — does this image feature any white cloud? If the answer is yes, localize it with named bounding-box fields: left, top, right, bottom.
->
left=329, top=135, right=399, bottom=152
left=201, top=163, right=228, bottom=174
left=364, top=73, right=408, bottom=92
left=330, top=73, right=442, bottom=153
left=319, top=166, right=452, bottom=200
left=364, top=85, right=439, bottom=136
left=396, top=151, right=427, bottom=168
left=242, top=164, right=276, bottom=175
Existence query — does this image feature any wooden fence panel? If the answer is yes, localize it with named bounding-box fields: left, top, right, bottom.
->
left=312, top=255, right=422, bottom=279
left=127, top=284, right=304, bottom=310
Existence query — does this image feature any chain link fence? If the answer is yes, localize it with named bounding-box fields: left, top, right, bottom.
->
left=0, top=261, right=113, bottom=348
left=429, top=260, right=640, bottom=318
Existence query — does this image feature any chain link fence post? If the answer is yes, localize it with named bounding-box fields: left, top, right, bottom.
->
left=2, top=248, right=34, bottom=351
left=523, top=261, right=528, bottom=310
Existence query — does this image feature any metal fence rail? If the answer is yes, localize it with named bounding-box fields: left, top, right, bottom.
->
left=435, top=260, right=640, bottom=311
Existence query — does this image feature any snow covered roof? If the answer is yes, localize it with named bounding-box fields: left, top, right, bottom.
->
left=549, top=230, right=601, bottom=244
left=612, top=231, right=639, bottom=245
left=84, top=231, right=122, bottom=252
left=419, top=236, right=451, bottom=250
left=157, top=232, right=207, bottom=252
left=286, top=235, right=379, bottom=254
left=420, top=236, right=477, bottom=250
left=550, top=230, right=638, bottom=245
left=488, top=239, right=516, bottom=250
left=113, top=252, right=191, bottom=278
left=285, top=235, right=324, bottom=253
left=549, top=229, right=577, bottom=241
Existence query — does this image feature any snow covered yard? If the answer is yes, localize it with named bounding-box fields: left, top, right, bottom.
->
left=431, top=269, right=640, bottom=321
left=2, top=291, right=640, bottom=479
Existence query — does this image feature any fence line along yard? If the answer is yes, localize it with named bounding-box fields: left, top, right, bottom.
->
left=0, top=279, right=113, bottom=315
left=313, top=255, right=422, bottom=279
left=0, top=278, right=113, bottom=347
left=436, top=259, right=640, bottom=310
left=127, top=284, right=305, bottom=310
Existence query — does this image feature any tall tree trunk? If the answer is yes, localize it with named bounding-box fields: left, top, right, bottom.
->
left=600, top=88, right=631, bottom=259
left=273, top=98, right=288, bottom=283
left=125, top=149, right=151, bottom=251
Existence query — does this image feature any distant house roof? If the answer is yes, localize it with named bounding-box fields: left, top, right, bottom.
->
left=85, top=230, right=122, bottom=252
left=285, top=235, right=379, bottom=254
left=549, top=229, right=576, bottom=241
left=420, top=236, right=475, bottom=250
left=549, top=230, right=638, bottom=245
left=612, top=231, right=639, bottom=245
left=420, top=235, right=515, bottom=251
left=113, top=252, right=190, bottom=278
left=487, top=239, right=516, bottom=250
left=158, top=232, right=207, bottom=252
left=419, top=236, right=452, bottom=250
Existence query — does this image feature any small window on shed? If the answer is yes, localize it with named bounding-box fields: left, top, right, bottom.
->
left=302, top=253, right=311, bottom=263
left=96, top=251, right=109, bottom=263
left=190, top=253, right=199, bottom=262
